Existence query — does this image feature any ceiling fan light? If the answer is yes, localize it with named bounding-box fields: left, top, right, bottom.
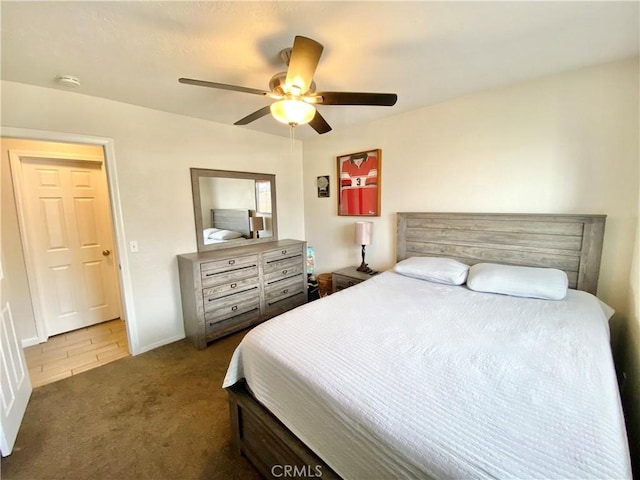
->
left=270, top=99, right=316, bottom=126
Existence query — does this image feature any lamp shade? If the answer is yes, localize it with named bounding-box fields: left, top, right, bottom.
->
left=270, top=99, right=316, bottom=126
left=249, top=216, right=265, bottom=232
left=354, top=221, right=373, bottom=246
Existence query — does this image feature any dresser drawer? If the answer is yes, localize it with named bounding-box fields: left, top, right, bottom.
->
left=201, top=254, right=258, bottom=277
left=204, top=288, right=260, bottom=321
left=265, top=275, right=305, bottom=302
left=262, top=244, right=304, bottom=263
left=201, top=265, right=259, bottom=288
left=333, top=274, right=363, bottom=292
left=203, top=276, right=260, bottom=301
left=263, top=255, right=304, bottom=274
left=265, top=292, right=307, bottom=317
left=263, top=263, right=304, bottom=282
left=205, top=308, right=260, bottom=342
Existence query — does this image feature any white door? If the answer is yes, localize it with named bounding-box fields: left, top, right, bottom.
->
left=1, top=241, right=33, bottom=456
left=11, top=154, right=120, bottom=337
left=0, top=302, right=32, bottom=456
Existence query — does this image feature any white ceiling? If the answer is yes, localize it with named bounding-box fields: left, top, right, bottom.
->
left=2, top=1, right=638, bottom=139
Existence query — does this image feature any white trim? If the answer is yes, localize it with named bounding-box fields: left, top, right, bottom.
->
left=11, top=151, right=104, bottom=164
left=20, top=337, right=40, bottom=349
left=1, top=127, right=140, bottom=355
left=136, top=334, right=185, bottom=355
left=8, top=150, right=48, bottom=343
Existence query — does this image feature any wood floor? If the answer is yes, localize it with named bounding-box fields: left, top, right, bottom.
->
left=24, top=319, right=129, bottom=388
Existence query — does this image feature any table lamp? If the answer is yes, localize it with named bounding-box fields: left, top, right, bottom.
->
left=355, top=221, right=374, bottom=272
left=249, top=216, right=265, bottom=239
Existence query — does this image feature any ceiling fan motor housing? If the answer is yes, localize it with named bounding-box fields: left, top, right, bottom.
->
left=269, top=71, right=316, bottom=96
left=279, top=47, right=293, bottom=67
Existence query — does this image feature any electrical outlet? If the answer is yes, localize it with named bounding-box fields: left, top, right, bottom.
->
left=129, top=240, right=139, bottom=253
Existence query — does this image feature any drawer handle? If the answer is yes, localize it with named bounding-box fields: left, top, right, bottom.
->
left=231, top=305, right=238, bottom=311
left=281, top=249, right=287, bottom=255
left=230, top=283, right=237, bottom=289
left=283, top=288, right=289, bottom=294
left=282, top=269, right=287, bottom=275
left=228, top=259, right=235, bottom=265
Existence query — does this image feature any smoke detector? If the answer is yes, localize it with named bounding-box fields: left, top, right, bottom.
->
left=56, top=75, right=81, bottom=88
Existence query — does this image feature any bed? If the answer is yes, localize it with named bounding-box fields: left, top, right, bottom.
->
left=223, top=212, right=631, bottom=479
left=202, top=208, right=251, bottom=245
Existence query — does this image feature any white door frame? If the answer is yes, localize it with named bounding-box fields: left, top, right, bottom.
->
left=1, top=127, right=140, bottom=355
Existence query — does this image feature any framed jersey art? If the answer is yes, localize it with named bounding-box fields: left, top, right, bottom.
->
left=337, top=149, right=381, bottom=216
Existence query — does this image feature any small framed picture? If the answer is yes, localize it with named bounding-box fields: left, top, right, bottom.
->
left=317, top=175, right=330, bottom=198
left=337, top=149, right=381, bottom=216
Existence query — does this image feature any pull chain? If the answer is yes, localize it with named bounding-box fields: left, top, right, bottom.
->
left=289, top=125, right=295, bottom=161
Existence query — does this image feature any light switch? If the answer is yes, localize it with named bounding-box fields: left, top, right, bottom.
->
left=129, top=240, right=139, bottom=253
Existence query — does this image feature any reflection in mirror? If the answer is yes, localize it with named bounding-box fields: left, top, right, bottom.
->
left=255, top=180, right=272, bottom=214
left=191, top=168, right=278, bottom=252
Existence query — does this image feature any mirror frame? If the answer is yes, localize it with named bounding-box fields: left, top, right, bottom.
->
left=191, top=168, right=278, bottom=252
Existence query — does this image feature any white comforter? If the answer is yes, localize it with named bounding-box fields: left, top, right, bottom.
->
left=223, top=271, right=631, bottom=479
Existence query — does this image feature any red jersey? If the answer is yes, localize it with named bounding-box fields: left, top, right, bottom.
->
left=339, top=154, right=378, bottom=215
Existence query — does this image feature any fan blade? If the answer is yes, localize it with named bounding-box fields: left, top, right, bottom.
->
left=234, top=105, right=272, bottom=125
left=179, top=78, right=270, bottom=96
left=309, top=111, right=332, bottom=134
left=285, top=36, right=324, bottom=94
left=317, top=92, right=398, bottom=106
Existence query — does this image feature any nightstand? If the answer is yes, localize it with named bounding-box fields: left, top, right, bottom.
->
left=332, top=266, right=378, bottom=293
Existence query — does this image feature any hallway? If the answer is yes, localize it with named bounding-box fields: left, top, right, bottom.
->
left=24, top=319, right=129, bottom=388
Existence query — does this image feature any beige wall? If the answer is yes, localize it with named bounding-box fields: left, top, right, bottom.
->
left=303, top=57, right=638, bottom=317
left=303, top=56, right=639, bottom=463
left=1, top=81, right=305, bottom=354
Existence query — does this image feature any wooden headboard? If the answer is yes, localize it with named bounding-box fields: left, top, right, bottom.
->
left=211, top=208, right=251, bottom=238
left=397, top=212, right=606, bottom=294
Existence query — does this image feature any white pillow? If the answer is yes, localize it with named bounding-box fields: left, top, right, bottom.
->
left=467, top=263, right=568, bottom=300
left=204, top=228, right=222, bottom=239
left=209, top=229, right=243, bottom=241
left=393, top=257, right=469, bottom=285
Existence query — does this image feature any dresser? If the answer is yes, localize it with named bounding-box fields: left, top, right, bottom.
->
left=178, top=239, right=307, bottom=349
left=332, top=266, right=378, bottom=293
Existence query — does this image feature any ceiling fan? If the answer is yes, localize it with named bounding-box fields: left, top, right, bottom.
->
left=179, top=35, right=398, bottom=134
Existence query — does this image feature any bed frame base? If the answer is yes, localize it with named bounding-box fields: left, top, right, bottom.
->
left=228, top=382, right=341, bottom=480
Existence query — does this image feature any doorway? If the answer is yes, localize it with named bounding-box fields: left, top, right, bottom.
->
left=2, top=131, right=138, bottom=358
left=4, top=138, right=130, bottom=381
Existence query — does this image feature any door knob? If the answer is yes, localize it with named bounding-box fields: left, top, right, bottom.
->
left=102, top=249, right=111, bottom=256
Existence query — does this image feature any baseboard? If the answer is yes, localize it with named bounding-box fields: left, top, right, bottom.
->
left=21, top=336, right=40, bottom=348
left=135, top=334, right=185, bottom=356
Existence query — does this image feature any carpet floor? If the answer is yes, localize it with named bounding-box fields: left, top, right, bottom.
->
left=1, top=330, right=261, bottom=480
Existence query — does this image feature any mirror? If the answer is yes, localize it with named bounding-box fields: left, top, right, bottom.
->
left=191, top=168, right=278, bottom=252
